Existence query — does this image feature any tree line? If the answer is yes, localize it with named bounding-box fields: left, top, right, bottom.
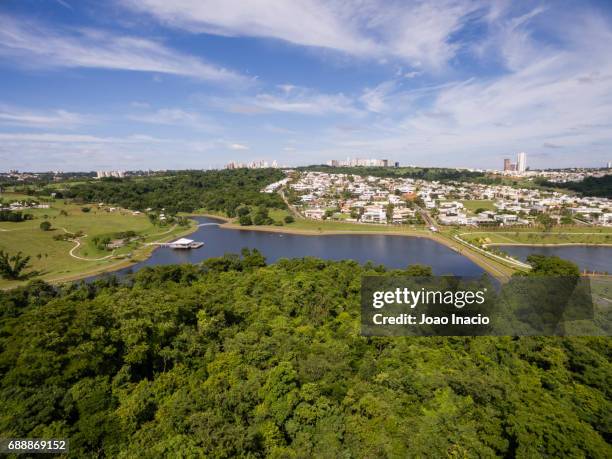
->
left=302, top=165, right=487, bottom=182
left=0, top=210, right=33, bottom=222
left=540, top=174, right=612, bottom=198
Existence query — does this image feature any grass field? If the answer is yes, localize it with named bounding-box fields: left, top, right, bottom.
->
left=460, top=200, right=496, bottom=213
left=458, top=228, right=612, bottom=246
left=268, top=208, right=292, bottom=222
left=1, top=193, right=195, bottom=289
left=281, top=217, right=428, bottom=233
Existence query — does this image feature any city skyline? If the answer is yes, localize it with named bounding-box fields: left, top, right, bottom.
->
left=1, top=1, right=612, bottom=171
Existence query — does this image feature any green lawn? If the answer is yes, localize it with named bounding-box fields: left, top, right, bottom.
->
left=268, top=208, right=291, bottom=223
left=459, top=228, right=612, bottom=246
left=279, top=217, right=427, bottom=233
left=460, top=200, right=496, bottom=214
left=0, top=194, right=195, bottom=288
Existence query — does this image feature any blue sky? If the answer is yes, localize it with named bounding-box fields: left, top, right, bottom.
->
left=1, top=0, right=612, bottom=171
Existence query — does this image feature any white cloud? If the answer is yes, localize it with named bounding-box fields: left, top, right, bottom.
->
left=0, top=132, right=233, bottom=171
left=0, top=133, right=167, bottom=144
left=327, top=52, right=612, bottom=166
left=120, top=0, right=485, bottom=70
left=0, top=14, right=246, bottom=84
left=0, top=105, right=90, bottom=129
left=228, top=143, right=249, bottom=150
left=215, top=86, right=363, bottom=116
left=128, top=108, right=218, bottom=131
left=359, top=81, right=397, bottom=113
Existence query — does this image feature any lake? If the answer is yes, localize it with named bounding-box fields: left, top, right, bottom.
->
left=109, top=217, right=486, bottom=277
left=498, top=245, right=612, bottom=273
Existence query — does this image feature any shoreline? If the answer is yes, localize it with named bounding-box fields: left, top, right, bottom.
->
left=486, top=242, right=612, bottom=247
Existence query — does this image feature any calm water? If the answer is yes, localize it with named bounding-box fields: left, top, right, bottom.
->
left=499, top=245, right=612, bottom=273
left=108, top=217, right=485, bottom=277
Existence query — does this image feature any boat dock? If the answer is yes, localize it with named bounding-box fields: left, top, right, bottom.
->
left=151, top=238, right=204, bottom=249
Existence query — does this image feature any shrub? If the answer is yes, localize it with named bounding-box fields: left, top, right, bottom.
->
left=239, top=215, right=253, bottom=226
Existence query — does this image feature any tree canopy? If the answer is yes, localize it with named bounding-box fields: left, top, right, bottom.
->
left=541, top=174, right=612, bottom=198
left=302, top=165, right=486, bottom=183
left=0, top=255, right=609, bottom=457
left=61, top=169, right=287, bottom=216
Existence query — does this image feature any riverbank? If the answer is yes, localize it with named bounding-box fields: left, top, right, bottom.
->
left=486, top=242, right=612, bottom=247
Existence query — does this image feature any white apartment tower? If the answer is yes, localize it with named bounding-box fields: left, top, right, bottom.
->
left=517, top=152, right=527, bottom=173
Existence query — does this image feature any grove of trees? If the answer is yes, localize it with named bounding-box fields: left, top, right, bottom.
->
left=302, top=165, right=486, bottom=183
left=0, top=210, right=33, bottom=222
left=62, top=169, right=288, bottom=217
left=542, top=174, right=612, bottom=198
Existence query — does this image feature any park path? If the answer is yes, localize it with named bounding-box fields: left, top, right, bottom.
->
left=149, top=224, right=178, bottom=237
left=60, top=228, right=116, bottom=262
left=452, top=234, right=532, bottom=269
left=459, top=231, right=611, bottom=236
left=279, top=187, right=303, bottom=218
left=144, top=224, right=182, bottom=246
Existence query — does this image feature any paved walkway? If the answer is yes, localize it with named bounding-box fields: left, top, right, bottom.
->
left=61, top=228, right=116, bottom=262
left=279, top=187, right=303, bottom=218
left=453, top=234, right=531, bottom=269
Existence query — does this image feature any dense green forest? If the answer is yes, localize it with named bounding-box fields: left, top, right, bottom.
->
left=302, top=165, right=486, bottom=182
left=1, top=254, right=610, bottom=457
left=60, top=169, right=287, bottom=216
left=541, top=174, right=612, bottom=198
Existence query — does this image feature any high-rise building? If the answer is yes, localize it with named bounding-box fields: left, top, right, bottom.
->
left=503, top=159, right=512, bottom=171
left=96, top=170, right=125, bottom=179
left=327, top=157, right=392, bottom=167
left=516, top=152, right=527, bottom=173
left=607, top=161, right=611, bottom=169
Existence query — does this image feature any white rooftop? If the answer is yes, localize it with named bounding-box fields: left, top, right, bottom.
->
left=172, top=238, right=194, bottom=245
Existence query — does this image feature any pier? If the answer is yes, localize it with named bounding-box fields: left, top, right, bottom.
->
left=151, top=238, right=204, bottom=249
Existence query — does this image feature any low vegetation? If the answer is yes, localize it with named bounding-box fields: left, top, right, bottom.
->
left=461, top=228, right=612, bottom=246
